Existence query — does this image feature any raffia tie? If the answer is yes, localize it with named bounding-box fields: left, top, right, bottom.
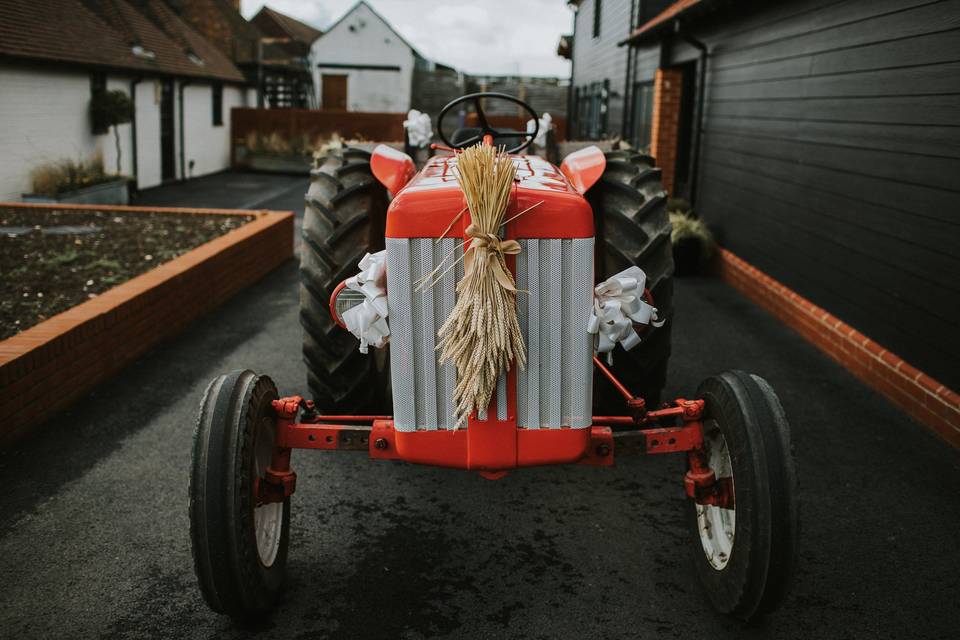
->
left=463, top=223, right=521, bottom=292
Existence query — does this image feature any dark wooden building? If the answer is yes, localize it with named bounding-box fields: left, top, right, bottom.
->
left=569, top=0, right=960, bottom=391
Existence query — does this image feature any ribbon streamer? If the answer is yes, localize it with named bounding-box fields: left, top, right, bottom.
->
left=588, top=266, right=664, bottom=361
left=341, top=250, right=390, bottom=354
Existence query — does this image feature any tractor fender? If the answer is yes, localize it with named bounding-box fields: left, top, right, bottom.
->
left=560, top=145, right=606, bottom=194
left=371, top=144, right=416, bottom=194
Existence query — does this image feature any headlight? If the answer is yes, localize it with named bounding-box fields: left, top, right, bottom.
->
left=329, top=280, right=366, bottom=329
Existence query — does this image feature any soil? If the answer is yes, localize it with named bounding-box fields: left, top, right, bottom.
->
left=1, top=207, right=253, bottom=340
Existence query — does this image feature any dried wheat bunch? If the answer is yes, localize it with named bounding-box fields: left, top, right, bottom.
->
left=436, top=144, right=526, bottom=426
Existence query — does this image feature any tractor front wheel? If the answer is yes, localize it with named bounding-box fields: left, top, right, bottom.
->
left=687, top=371, right=798, bottom=620
left=189, top=370, right=290, bottom=620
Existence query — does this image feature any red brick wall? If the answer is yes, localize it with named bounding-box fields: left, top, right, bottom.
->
left=650, top=67, right=683, bottom=194
left=0, top=205, right=294, bottom=445
left=718, top=248, right=960, bottom=448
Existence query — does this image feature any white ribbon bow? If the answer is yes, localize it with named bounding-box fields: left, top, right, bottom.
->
left=588, top=266, right=664, bottom=361
left=403, top=109, right=433, bottom=148
left=341, top=251, right=390, bottom=354
left=526, top=112, right=553, bottom=148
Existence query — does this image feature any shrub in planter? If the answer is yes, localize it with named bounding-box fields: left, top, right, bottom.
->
left=669, top=206, right=716, bottom=277
left=28, top=152, right=124, bottom=198
left=90, top=89, right=133, bottom=174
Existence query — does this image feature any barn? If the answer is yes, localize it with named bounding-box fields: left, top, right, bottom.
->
left=567, top=0, right=960, bottom=438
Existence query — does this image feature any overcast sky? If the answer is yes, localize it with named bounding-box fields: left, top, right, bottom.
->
left=240, top=0, right=574, bottom=77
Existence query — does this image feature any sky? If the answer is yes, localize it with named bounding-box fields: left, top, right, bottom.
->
left=240, top=0, right=574, bottom=77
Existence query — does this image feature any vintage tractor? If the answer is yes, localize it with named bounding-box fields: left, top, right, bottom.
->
left=190, top=93, right=798, bottom=622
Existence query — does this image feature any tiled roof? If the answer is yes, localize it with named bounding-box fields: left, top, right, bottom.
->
left=619, top=0, right=705, bottom=44
left=168, top=0, right=263, bottom=66
left=253, top=6, right=322, bottom=47
left=0, top=0, right=246, bottom=82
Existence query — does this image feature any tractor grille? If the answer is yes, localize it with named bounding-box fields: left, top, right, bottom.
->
left=386, top=237, right=594, bottom=431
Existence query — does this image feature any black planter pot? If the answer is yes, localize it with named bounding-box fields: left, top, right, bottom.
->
left=673, top=237, right=703, bottom=277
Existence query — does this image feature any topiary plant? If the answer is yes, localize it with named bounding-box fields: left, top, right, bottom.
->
left=90, top=89, right=133, bottom=174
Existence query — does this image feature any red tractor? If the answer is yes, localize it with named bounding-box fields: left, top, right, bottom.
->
left=190, top=93, right=798, bottom=622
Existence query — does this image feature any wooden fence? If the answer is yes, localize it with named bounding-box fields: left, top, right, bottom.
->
left=231, top=108, right=406, bottom=167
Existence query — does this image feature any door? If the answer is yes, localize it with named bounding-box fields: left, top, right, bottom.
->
left=160, top=79, right=175, bottom=182
left=322, top=75, right=348, bottom=110
left=672, top=62, right=698, bottom=200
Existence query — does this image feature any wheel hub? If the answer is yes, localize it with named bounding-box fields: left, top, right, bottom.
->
left=254, top=416, right=284, bottom=567
left=696, top=425, right=736, bottom=570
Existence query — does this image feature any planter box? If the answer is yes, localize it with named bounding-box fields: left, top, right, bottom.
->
left=0, top=202, right=294, bottom=445
left=235, top=148, right=312, bottom=175
left=23, top=179, right=130, bottom=205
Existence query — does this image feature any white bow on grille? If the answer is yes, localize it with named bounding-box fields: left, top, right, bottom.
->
left=588, top=265, right=664, bottom=360
left=342, top=250, right=390, bottom=353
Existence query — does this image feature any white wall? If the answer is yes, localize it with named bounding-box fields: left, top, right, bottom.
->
left=310, top=2, right=414, bottom=112
left=0, top=63, right=249, bottom=197
left=0, top=64, right=129, bottom=200
left=180, top=83, right=246, bottom=179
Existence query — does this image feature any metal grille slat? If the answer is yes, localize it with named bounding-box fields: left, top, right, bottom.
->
left=436, top=238, right=457, bottom=429
left=417, top=241, right=438, bottom=426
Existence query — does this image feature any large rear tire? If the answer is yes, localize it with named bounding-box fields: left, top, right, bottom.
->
left=588, top=150, right=674, bottom=411
left=299, top=146, right=391, bottom=411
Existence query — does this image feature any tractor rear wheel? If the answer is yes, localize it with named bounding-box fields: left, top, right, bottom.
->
left=299, top=146, right=391, bottom=411
left=588, top=150, right=674, bottom=411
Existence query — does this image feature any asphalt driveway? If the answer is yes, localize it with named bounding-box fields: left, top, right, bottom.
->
left=1, top=171, right=958, bottom=639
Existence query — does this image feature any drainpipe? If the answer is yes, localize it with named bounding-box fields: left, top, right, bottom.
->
left=129, top=77, right=141, bottom=190
left=674, top=21, right=708, bottom=205
left=178, top=79, right=191, bottom=181
left=621, top=0, right=639, bottom=140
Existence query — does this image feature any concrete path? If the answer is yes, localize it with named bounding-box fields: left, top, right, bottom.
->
left=1, top=171, right=958, bottom=639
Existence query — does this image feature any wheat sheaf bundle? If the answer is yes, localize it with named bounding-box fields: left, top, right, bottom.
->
left=436, top=144, right=526, bottom=426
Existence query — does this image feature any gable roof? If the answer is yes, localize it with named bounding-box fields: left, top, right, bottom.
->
left=253, top=5, right=323, bottom=47
left=0, top=0, right=246, bottom=82
left=324, top=0, right=423, bottom=59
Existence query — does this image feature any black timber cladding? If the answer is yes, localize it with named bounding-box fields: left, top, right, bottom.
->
left=628, top=0, right=960, bottom=389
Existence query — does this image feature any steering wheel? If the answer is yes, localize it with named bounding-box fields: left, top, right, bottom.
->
left=437, top=92, right=539, bottom=154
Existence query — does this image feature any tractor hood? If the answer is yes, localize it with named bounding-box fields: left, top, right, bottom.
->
left=385, top=154, right=595, bottom=239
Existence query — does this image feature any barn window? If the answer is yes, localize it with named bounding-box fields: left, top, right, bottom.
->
left=212, top=83, right=223, bottom=126
left=592, top=0, right=602, bottom=38
left=631, top=81, right=654, bottom=150
left=576, top=81, right=609, bottom=139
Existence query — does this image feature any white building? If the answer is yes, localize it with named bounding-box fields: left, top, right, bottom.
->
left=311, top=1, right=430, bottom=113
left=0, top=0, right=253, bottom=200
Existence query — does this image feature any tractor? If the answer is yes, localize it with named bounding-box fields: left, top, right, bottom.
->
left=189, top=93, right=798, bottom=622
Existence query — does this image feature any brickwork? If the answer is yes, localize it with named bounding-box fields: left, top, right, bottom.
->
left=717, top=248, right=960, bottom=448
left=650, top=67, right=683, bottom=194
left=0, top=203, right=294, bottom=444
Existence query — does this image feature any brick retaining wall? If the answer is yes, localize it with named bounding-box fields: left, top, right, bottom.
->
left=718, top=248, right=960, bottom=448
left=0, top=203, right=294, bottom=444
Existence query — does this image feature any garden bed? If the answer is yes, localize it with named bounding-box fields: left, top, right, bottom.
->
left=0, top=202, right=293, bottom=445
left=1, top=206, right=251, bottom=340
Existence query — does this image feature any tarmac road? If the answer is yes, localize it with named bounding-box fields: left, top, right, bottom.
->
left=1, top=171, right=959, bottom=639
